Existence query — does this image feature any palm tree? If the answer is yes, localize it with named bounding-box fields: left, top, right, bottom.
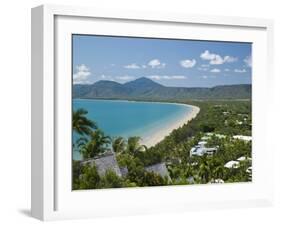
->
left=112, top=137, right=127, bottom=154
left=213, top=165, right=225, bottom=180
left=198, top=156, right=211, bottom=183
left=76, top=137, right=88, bottom=149
left=73, top=108, right=97, bottom=136
left=127, top=136, right=147, bottom=154
left=80, top=129, right=111, bottom=159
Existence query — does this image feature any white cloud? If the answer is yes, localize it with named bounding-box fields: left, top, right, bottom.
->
left=124, top=63, right=141, bottom=69
left=200, top=50, right=216, bottom=61
left=210, top=68, right=221, bottom=73
left=125, top=60, right=166, bottom=69
left=210, top=55, right=225, bottom=65
left=180, top=59, right=196, bottom=68
left=244, top=56, right=252, bottom=67
left=148, top=59, right=166, bottom=69
left=100, top=74, right=115, bottom=81
left=147, top=75, right=161, bottom=80
left=169, top=75, right=186, bottom=79
left=116, top=75, right=135, bottom=81
left=234, top=69, right=247, bottom=73
left=202, top=75, right=216, bottom=79
left=198, top=67, right=208, bottom=71
left=73, top=64, right=91, bottom=84
left=147, top=75, right=186, bottom=80
left=224, top=56, right=238, bottom=63
left=224, top=68, right=230, bottom=72
left=200, top=50, right=237, bottom=65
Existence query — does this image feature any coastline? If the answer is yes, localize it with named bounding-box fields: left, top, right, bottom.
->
left=141, top=104, right=200, bottom=148
left=74, top=98, right=200, bottom=149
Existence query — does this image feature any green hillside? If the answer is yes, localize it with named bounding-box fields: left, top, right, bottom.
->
left=73, top=77, right=251, bottom=100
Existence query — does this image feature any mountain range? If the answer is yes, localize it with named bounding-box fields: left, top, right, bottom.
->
left=73, top=77, right=251, bottom=100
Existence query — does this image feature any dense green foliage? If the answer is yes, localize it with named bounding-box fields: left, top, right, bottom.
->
left=72, top=99, right=252, bottom=190
left=79, top=129, right=111, bottom=159
left=73, top=77, right=252, bottom=100
left=72, top=108, right=97, bottom=135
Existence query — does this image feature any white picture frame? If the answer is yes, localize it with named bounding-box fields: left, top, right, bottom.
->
left=31, top=4, right=274, bottom=221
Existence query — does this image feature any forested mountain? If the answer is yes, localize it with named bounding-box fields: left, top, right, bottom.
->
left=73, top=77, right=251, bottom=100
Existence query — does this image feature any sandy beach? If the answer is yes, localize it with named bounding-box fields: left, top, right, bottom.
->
left=142, top=104, right=200, bottom=148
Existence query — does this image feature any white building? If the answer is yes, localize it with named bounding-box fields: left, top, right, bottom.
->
left=215, top=134, right=226, bottom=139
left=246, top=166, right=252, bottom=181
left=224, top=160, right=239, bottom=169
left=190, top=146, right=205, bottom=157
left=233, top=135, right=252, bottom=142
left=198, top=141, right=207, bottom=147
left=235, top=120, right=243, bottom=125
left=205, top=133, right=226, bottom=139
left=237, top=156, right=246, bottom=161
left=209, top=178, right=224, bottom=184
left=201, top=136, right=210, bottom=141
left=190, top=142, right=218, bottom=157
left=237, top=156, right=252, bottom=162
left=246, top=166, right=252, bottom=174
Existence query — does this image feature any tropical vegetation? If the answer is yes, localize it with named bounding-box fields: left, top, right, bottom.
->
left=72, top=99, right=252, bottom=190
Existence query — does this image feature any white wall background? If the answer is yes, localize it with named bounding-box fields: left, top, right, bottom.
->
left=0, top=0, right=280, bottom=225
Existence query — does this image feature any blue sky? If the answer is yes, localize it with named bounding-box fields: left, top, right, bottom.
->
left=72, top=35, right=252, bottom=87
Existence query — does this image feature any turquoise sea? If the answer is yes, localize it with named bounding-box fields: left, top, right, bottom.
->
left=73, top=99, right=192, bottom=160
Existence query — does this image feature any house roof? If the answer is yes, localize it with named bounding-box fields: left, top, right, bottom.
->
left=224, top=160, right=239, bottom=169
left=187, top=176, right=195, bottom=184
left=206, top=132, right=214, bottom=136
left=190, top=147, right=205, bottom=156
left=205, top=147, right=217, bottom=151
left=198, top=141, right=207, bottom=146
left=233, top=135, right=252, bottom=142
left=145, top=163, right=171, bottom=180
left=120, top=166, right=128, bottom=177
left=190, top=146, right=217, bottom=156
left=237, top=156, right=247, bottom=161
left=81, top=151, right=122, bottom=177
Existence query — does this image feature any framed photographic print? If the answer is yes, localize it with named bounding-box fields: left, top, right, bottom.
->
left=31, top=4, right=274, bottom=221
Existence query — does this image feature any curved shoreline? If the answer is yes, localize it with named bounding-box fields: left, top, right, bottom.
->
left=74, top=98, right=200, bottom=148
left=141, top=104, right=200, bottom=148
